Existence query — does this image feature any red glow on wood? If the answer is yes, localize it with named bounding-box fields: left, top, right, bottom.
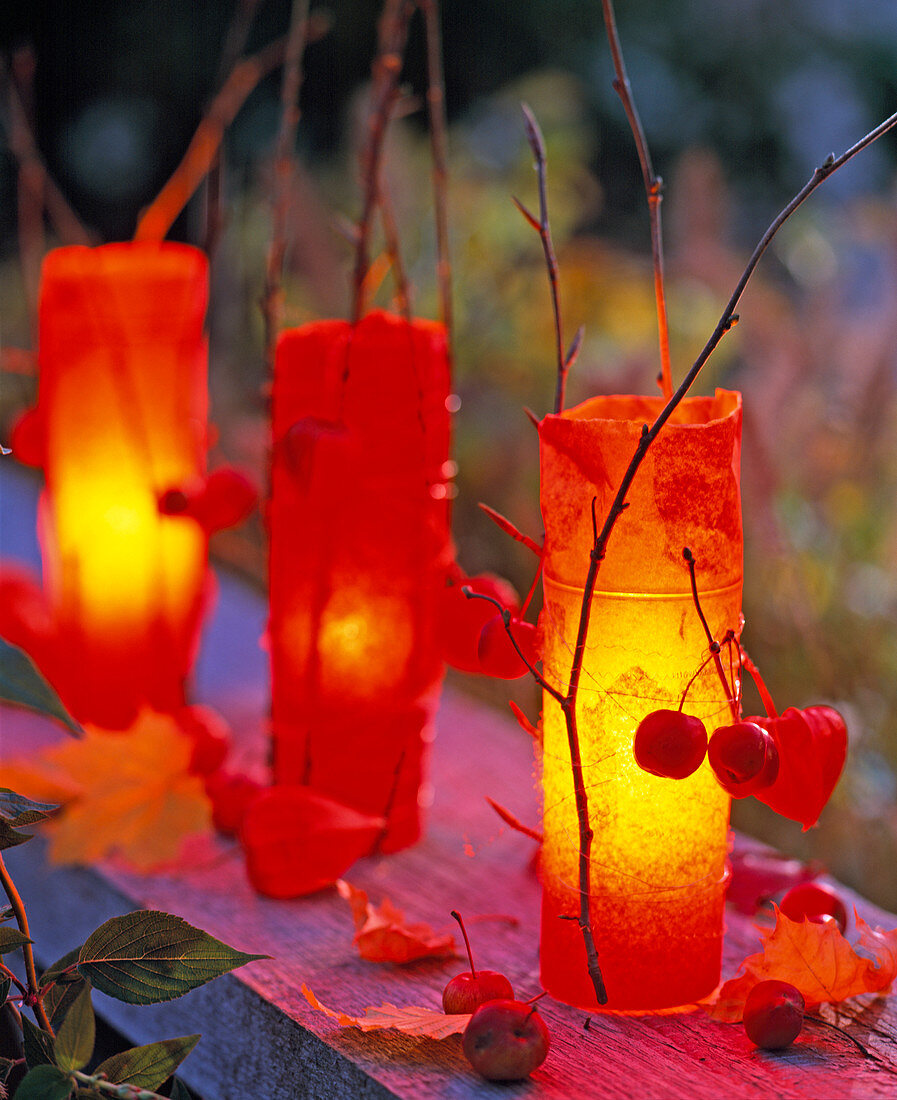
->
left=268, top=310, right=451, bottom=863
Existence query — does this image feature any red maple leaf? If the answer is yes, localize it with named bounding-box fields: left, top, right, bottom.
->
left=708, top=907, right=897, bottom=1022
left=336, top=880, right=457, bottom=964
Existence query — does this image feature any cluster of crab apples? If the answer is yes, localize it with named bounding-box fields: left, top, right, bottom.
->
left=633, top=708, right=780, bottom=795
left=443, top=911, right=550, bottom=1081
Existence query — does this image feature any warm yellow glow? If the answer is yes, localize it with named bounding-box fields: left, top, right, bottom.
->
left=538, top=390, right=742, bottom=1011
left=317, top=589, right=415, bottom=698
left=37, top=242, right=209, bottom=728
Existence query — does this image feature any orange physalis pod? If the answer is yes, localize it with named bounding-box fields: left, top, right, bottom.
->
left=538, top=390, right=743, bottom=1011
left=268, top=310, right=451, bottom=865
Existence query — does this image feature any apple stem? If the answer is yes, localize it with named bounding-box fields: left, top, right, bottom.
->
left=683, top=548, right=740, bottom=721
left=450, top=909, right=477, bottom=978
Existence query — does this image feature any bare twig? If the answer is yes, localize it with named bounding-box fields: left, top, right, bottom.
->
left=351, top=0, right=415, bottom=323
left=263, top=0, right=312, bottom=374
left=4, top=51, right=91, bottom=249
left=0, top=852, right=53, bottom=1034
left=600, top=0, right=672, bottom=400
left=203, top=0, right=264, bottom=254
left=418, top=0, right=453, bottom=341
left=462, top=587, right=562, bottom=703
left=134, top=37, right=291, bottom=241
left=517, top=104, right=570, bottom=414
left=547, top=108, right=897, bottom=1006
left=378, top=179, right=412, bottom=318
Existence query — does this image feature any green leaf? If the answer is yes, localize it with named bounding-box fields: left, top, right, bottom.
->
left=21, top=1013, right=55, bottom=1069
left=0, top=927, right=31, bottom=954
left=168, top=1078, right=196, bottom=1099
left=0, top=637, right=82, bottom=735
left=54, top=985, right=94, bottom=1073
left=77, top=910, right=268, bottom=1005
left=0, top=788, right=61, bottom=852
left=94, top=1035, right=200, bottom=1090
left=41, top=947, right=89, bottom=1026
left=0, top=975, right=11, bottom=1004
left=11, top=1063, right=73, bottom=1100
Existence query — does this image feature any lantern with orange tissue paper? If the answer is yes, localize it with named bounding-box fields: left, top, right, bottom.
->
left=538, top=390, right=743, bottom=1011
left=33, top=242, right=210, bottom=730
left=269, top=309, right=451, bottom=854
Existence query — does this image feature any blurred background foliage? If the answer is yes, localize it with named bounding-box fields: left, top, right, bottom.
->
left=1, top=0, right=896, bottom=910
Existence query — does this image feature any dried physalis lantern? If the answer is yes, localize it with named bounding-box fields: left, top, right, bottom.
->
left=12, top=243, right=212, bottom=730
left=538, top=390, right=743, bottom=1010
left=268, top=310, right=451, bottom=857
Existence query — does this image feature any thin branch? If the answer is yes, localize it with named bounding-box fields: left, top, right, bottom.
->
left=378, top=177, right=412, bottom=318
left=600, top=0, right=672, bottom=400
left=462, top=587, right=563, bottom=703
left=351, top=0, right=415, bottom=323
left=519, top=104, right=570, bottom=414
left=134, top=36, right=292, bottom=241
left=0, top=852, right=53, bottom=1034
left=3, top=52, right=91, bottom=248
left=739, top=645, right=779, bottom=719
left=263, top=0, right=312, bottom=374
left=418, top=0, right=453, bottom=342
left=203, top=0, right=264, bottom=254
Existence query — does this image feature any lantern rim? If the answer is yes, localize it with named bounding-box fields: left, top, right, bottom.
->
left=545, top=388, right=741, bottom=430
left=41, top=240, right=208, bottom=284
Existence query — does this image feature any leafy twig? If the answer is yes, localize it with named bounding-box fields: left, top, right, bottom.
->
left=516, top=105, right=571, bottom=415
left=600, top=0, right=672, bottom=400
left=72, top=1070, right=170, bottom=1098
left=0, top=852, right=52, bottom=1034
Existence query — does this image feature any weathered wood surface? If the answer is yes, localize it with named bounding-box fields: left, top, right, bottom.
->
left=2, top=462, right=897, bottom=1099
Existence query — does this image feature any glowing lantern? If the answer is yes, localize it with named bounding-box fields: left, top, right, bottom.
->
left=25, top=242, right=210, bottom=730
left=269, top=309, right=451, bottom=853
left=538, top=390, right=743, bottom=1011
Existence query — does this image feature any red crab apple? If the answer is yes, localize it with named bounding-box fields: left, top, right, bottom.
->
left=708, top=721, right=779, bottom=796
left=442, top=910, right=513, bottom=1013
left=633, top=709, right=708, bottom=779
left=743, top=980, right=805, bottom=1050
left=462, top=999, right=550, bottom=1081
left=780, top=882, right=848, bottom=934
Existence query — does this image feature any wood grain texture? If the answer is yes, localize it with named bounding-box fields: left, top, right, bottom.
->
left=2, top=463, right=896, bottom=1099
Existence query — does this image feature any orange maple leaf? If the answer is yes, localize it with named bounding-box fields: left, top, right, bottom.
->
left=301, top=984, right=470, bottom=1039
left=336, top=880, right=457, bottom=964
left=708, top=907, right=897, bottom=1022
left=6, top=709, right=211, bottom=870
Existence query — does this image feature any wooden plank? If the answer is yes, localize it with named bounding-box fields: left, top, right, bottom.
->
left=2, top=462, right=897, bottom=1098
